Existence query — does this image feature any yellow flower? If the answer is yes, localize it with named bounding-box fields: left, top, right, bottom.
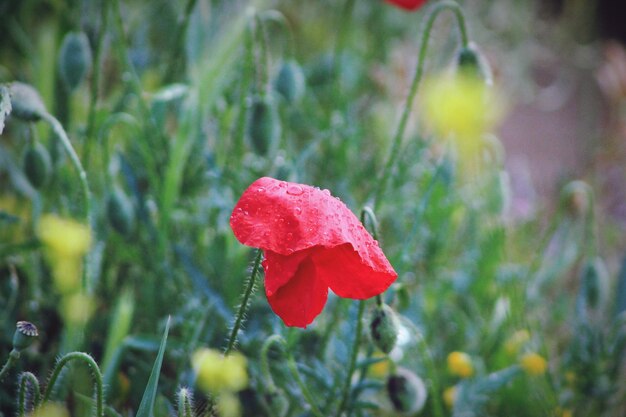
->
left=51, top=256, right=82, bottom=293
left=217, top=391, right=242, bottom=417
left=443, top=386, right=457, bottom=409
left=29, top=402, right=70, bottom=417
left=369, top=352, right=391, bottom=379
left=447, top=351, right=474, bottom=378
left=192, top=348, right=248, bottom=393
left=61, top=292, right=94, bottom=325
left=520, top=352, right=547, bottom=376
left=38, top=215, right=91, bottom=258
left=504, top=330, right=531, bottom=355
left=555, top=407, right=573, bottom=417
left=421, top=72, right=504, bottom=162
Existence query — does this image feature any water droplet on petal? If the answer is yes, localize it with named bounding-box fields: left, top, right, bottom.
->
left=287, top=185, right=304, bottom=196
left=294, top=207, right=302, bottom=214
left=257, top=187, right=265, bottom=193
left=286, top=248, right=294, bottom=255
left=286, top=232, right=293, bottom=241
left=322, top=189, right=331, bottom=196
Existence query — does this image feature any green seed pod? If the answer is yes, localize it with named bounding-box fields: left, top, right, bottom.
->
left=456, top=43, right=492, bottom=84
left=275, top=60, right=305, bottom=103
left=248, top=96, right=281, bottom=156
left=106, top=188, right=135, bottom=236
left=23, top=142, right=52, bottom=189
left=369, top=304, right=399, bottom=354
left=58, top=31, right=92, bottom=92
left=9, top=82, right=47, bottom=121
left=13, top=321, right=38, bottom=352
left=386, top=368, right=427, bottom=414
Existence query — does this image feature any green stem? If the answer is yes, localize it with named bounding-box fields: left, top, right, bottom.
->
left=18, top=372, right=41, bottom=417
left=260, top=335, right=282, bottom=393
left=372, top=0, right=469, bottom=212
left=84, top=0, right=109, bottom=164
left=224, top=249, right=263, bottom=355
left=416, top=334, right=445, bottom=417
left=254, top=13, right=271, bottom=95
left=332, top=0, right=356, bottom=82
left=40, top=112, right=93, bottom=291
left=285, top=347, right=324, bottom=417
left=42, top=352, right=104, bottom=417
left=164, top=0, right=199, bottom=82
left=0, top=349, right=20, bottom=381
left=177, top=387, right=193, bottom=417
left=336, top=300, right=365, bottom=417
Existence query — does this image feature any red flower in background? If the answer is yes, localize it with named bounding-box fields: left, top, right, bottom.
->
left=385, top=0, right=428, bottom=11
left=230, top=177, right=397, bottom=328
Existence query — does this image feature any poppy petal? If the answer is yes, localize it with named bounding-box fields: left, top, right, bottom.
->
left=313, top=243, right=397, bottom=299
left=262, top=248, right=314, bottom=296
left=265, top=255, right=328, bottom=328
left=384, top=0, right=428, bottom=10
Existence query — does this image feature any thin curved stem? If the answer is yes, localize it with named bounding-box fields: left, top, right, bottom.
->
left=373, top=0, right=469, bottom=212
left=43, top=352, right=104, bottom=417
left=40, top=112, right=94, bottom=291
left=18, top=372, right=41, bottom=417
left=0, top=349, right=20, bottom=381
left=224, top=249, right=263, bottom=355
left=336, top=300, right=365, bottom=417
left=260, top=334, right=283, bottom=393
left=285, top=347, right=324, bottom=417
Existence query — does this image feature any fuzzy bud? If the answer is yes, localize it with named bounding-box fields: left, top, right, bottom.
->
left=58, top=32, right=92, bottom=92
left=106, top=188, right=135, bottom=236
left=275, top=60, right=305, bottom=103
left=456, top=43, right=492, bottom=85
left=386, top=368, right=427, bottom=414
left=560, top=180, right=591, bottom=218
left=248, top=96, right=281, bottom=156
left=9, top=82, right=47, bottom=121
left=369, top=304, right=399, bottom=354
left=23, top=142, right=52, bottom=189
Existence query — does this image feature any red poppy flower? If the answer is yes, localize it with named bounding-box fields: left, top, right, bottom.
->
left=385, top=0, right=428, bottom=11
left=230, top=177, right=398, bottom=328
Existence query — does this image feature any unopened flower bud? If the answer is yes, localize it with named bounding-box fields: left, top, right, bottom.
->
left=58, top=32, right=92, bottom=92
left=248, top=96, right=281, bottom=156
left=560, top=180, right=591, bottom=217
left=456, top=43, right=492, bottom=85
left=13, top=321, right=38, bottom=351
left=9, top=82, right=46, bottom=121
left=386, top=368, right=427, bottom=414
left=23, top=142, right=52, bottom=189
left=263, top=389, right=288, bottom=417
left=106, top=187, right=135, bottom=236
left=369, top=304, right=399, bottom=354
left=275, top=60, right=305, bottom=103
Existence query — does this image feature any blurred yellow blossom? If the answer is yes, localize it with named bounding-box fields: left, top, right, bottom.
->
left=38, top=215, right=91, bottom=257
left=520, top=352, right=547, bottom=376
left=447, top=351, right=474, bottom=378
left=421, top=72, right=504, bottom=159
left=61, top=292, right=94, bottom=325
left=192, top=348, right=248, bottom=393
left=504, top=330, right=531, bottom=355
left=369, top=352, right=391, bottom=379
left=38, top=215, right=91, bottom=293
left=217, top=391, right=242, bottom=417
left=443, top=386, right=457, bottom=408
left=29, top=402, right=70, bottom=417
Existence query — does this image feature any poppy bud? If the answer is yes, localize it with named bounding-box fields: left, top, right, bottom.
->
left=58, top=32, right=92, bottom=92
left=107, top=188, right=135, bottom=236
left=23, top=142, right=52, bottom=189
left=580, top=257, right=608, bottom=310
left=248, top=96, right=281, bottom=156
left=386, top=368, right=427, bottom=414
left=456, top=44, right=492, bottom=84
left=560, top=180, right=591, bottom=218
left=13, top=321, right=38, bottom=352
left=369, top=304, right=399, bottom=354
left=9, top=82, right=47, bottom=121
left=275, top=60, right=305, bottom=103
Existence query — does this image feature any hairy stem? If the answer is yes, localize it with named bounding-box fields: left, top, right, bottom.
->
left=224, top=249, right=263, bottom=355
left=18, top=372, right=41, bottom=417
left=0, top=349, right=20, bottom=381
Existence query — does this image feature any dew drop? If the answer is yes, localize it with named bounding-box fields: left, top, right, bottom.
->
left=286, top=232, right=294, bottom=241
left=287, top=185, right=304, bottom=196
left=294, top=207, right=302, bottom=214
left=257, top=187, right=265, bottom=193
left=322, top=189, right=331, bottom=196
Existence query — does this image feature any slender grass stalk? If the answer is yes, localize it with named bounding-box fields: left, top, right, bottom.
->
left=286, top=349, right=324, bottom=417
left=372, top=0, right=469, bottom=211
left=42, top=352, right=104, bottom=417
left=254, top=13, right=271, bottom=95
left=84, top=0, right=109, bottom=164
left=164, top=0, right=199, bottom=82
left=224, top=249, right=263, bottom=355
left=0, top=349, right=20, bottom=381
left=332, top=0, right=356, bottom=82
left=17, top=372, right=41, bottom=417
left=260, top=334, right=283, bottom=393
left=335, top=300, right=365, bottom=417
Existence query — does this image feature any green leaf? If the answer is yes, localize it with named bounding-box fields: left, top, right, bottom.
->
left=0, top=84, right=12, bottom=135
left=136, top=316, right=171, bottom=417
